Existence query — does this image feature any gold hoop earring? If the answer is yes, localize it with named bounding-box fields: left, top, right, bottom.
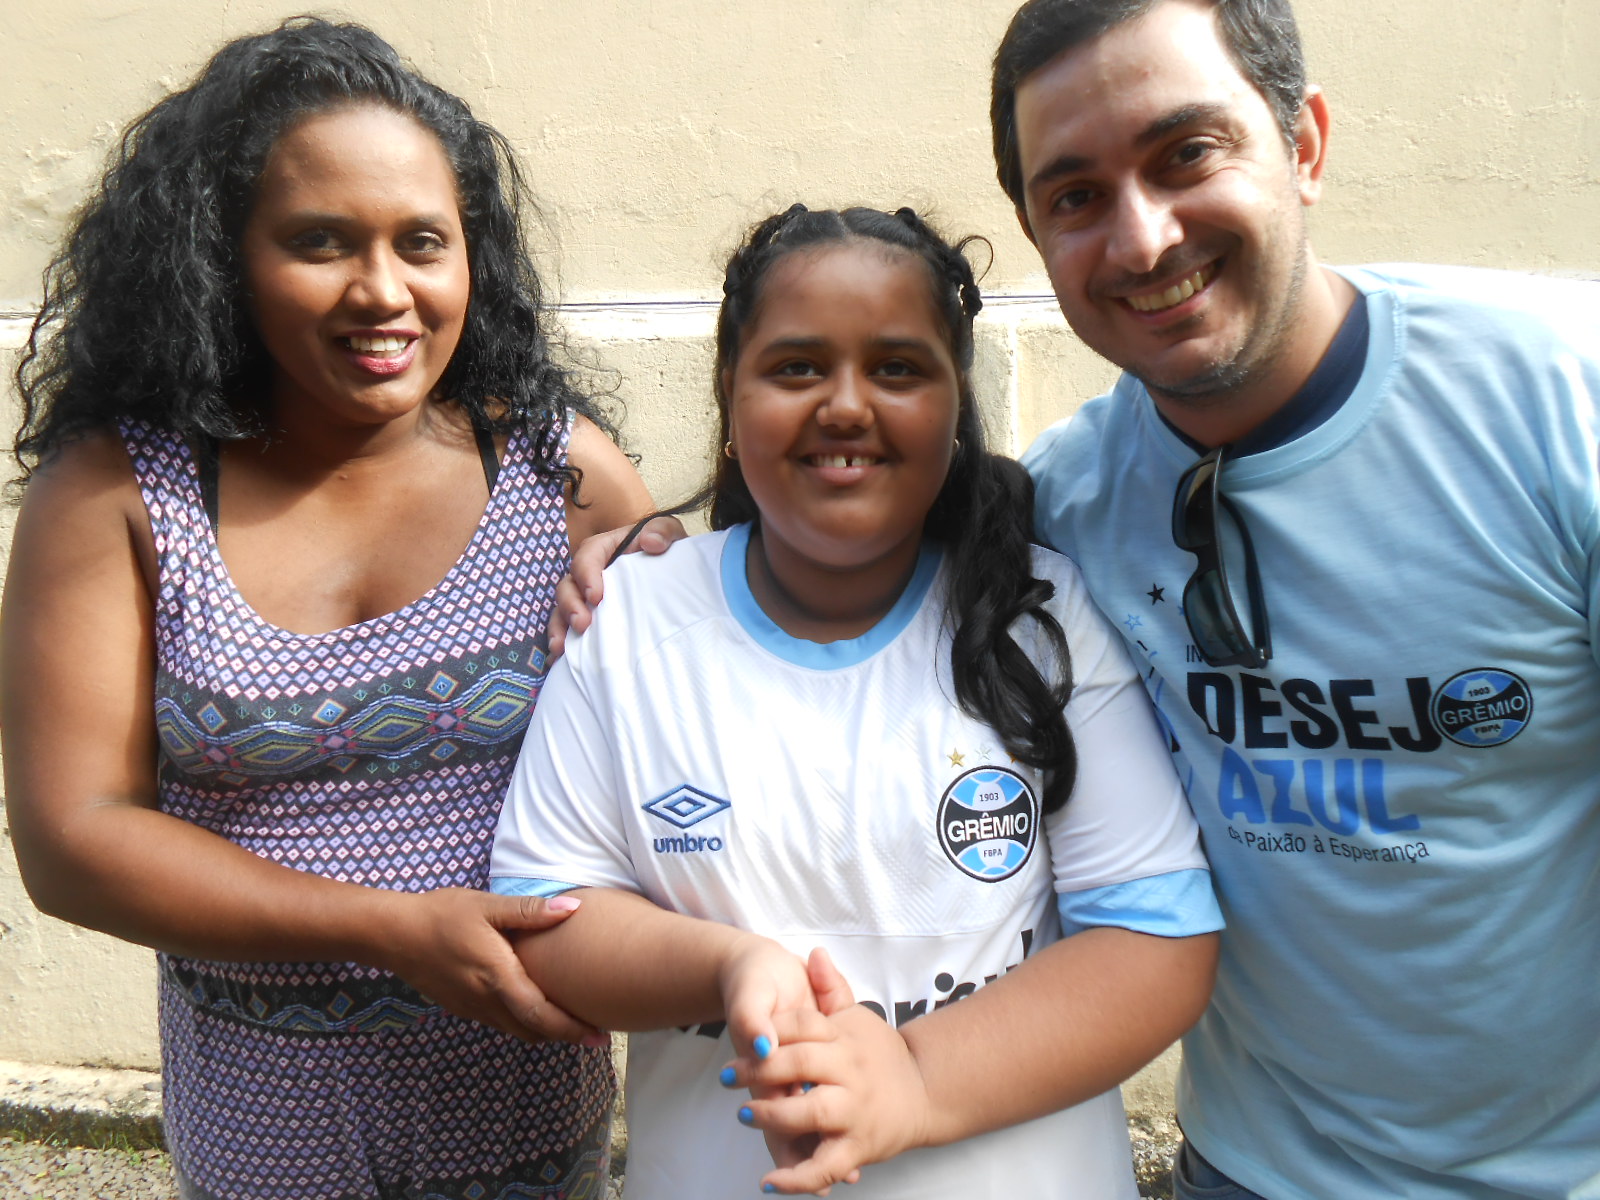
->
left=723, top=441, right=737, bottom=460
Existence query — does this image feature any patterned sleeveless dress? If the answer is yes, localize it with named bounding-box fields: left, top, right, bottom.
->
left=119, top=418, right=616, bottom=1200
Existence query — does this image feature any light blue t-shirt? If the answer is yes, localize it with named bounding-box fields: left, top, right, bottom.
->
left=1023, top=265, right=1600, bottom=1200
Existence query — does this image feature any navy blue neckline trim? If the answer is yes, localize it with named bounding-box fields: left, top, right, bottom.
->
left=1161, top=292, right=1371, bottom=457
left=719, top=523, right=941, bottom=670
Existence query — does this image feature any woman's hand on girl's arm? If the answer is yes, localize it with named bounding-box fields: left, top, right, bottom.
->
left=732, top=928, right=1219, bottom=1194
left=380, top=888, right=604, bottom=1044
left=0, top=436, right=592, bottom=1044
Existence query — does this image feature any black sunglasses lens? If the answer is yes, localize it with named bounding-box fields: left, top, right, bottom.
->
left=1184, top=570, right=1251, bottom=663
left=1173, top=457, right=1218, bottom=550
left=1173, top=446, right=1270, bottom=668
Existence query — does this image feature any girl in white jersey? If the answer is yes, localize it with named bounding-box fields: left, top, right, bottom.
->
left=491, top=205, right=1222, bottom=1198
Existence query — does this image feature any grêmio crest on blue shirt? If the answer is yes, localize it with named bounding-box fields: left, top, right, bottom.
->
left=1184, top=665, right=1532, bottom=837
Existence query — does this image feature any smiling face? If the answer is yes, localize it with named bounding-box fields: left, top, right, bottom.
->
left=1013, top=0, right=1332, bottom=415
left=240, top=104, right=470, bottom=433
left=725, top=243, right=962, bottom=581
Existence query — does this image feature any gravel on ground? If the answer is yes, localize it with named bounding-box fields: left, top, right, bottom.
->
left=2, top=1117, right=1181, bottom=1198
left=0, top=1137, right=175, bottom=1200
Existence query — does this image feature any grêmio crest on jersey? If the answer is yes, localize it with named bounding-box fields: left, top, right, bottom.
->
left=937, top=766, right=1039, bottom=882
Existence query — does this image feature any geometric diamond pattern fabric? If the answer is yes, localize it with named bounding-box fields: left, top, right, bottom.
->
left=121, top=419, right=614, bottom=1199
left=154, top=667, right=546, bottom=781
left=159, top=983, right=613, bottom=1200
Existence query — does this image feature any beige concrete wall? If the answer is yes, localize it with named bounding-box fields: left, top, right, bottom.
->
left=1, top=0, right=1596, bottom=1072
left=5, top=0, right=1598, bottom=315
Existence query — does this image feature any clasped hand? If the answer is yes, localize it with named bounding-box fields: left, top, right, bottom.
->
left=385, top=887, right=608, bottom=1046
left=721, top=947, right=936, bottom=1196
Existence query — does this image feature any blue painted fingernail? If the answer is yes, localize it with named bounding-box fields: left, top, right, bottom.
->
left=801, top=1081, right=814, bottom=1093
left=719, top=1066, right=737, bottom=1087
left=738, top=1105, right=756, bottom=1126
left=753, top=1035, right=773, bottom=1059
left=763, top=1185, right=777, bottom=1194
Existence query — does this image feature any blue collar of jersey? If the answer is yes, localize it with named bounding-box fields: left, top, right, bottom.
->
left=719, top=523, right=943, bottom=670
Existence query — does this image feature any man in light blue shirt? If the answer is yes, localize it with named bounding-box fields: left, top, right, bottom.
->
left=995, top=1, right=1600, bottom=1196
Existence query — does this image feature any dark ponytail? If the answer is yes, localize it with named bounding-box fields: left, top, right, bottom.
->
left=930, top=446, right=1076, bottom=813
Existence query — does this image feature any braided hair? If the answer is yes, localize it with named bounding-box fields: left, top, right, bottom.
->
left=14, top=16, right=606, bottom=483
left=703, top=205, right=1078, bottom=813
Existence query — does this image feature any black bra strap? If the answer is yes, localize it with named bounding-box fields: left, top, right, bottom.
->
left=473, top=423, right=501, bottom=494
left=196, top=435, right=221, bottom=531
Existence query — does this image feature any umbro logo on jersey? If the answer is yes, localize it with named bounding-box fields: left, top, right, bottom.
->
left=643, top=784, right=730, bottom=829
left=937, top=766, right=1038, bottom=882
left=644, top=784, right=730, bottom=855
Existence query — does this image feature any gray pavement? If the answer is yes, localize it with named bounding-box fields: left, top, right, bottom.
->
left=1, top=1059, right=1180, bottom=1198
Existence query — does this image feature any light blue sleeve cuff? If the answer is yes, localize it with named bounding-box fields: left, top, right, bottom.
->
left=1056, top=868, right=1224, bottom=939
left=488, top=877, right=582, bottom=899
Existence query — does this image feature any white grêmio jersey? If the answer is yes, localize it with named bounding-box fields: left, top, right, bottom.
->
left=492, top=524, right=1215, bottom=1200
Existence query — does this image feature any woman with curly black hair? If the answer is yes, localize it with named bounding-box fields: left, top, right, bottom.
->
left=2, top=18, right=650, bottom=1199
